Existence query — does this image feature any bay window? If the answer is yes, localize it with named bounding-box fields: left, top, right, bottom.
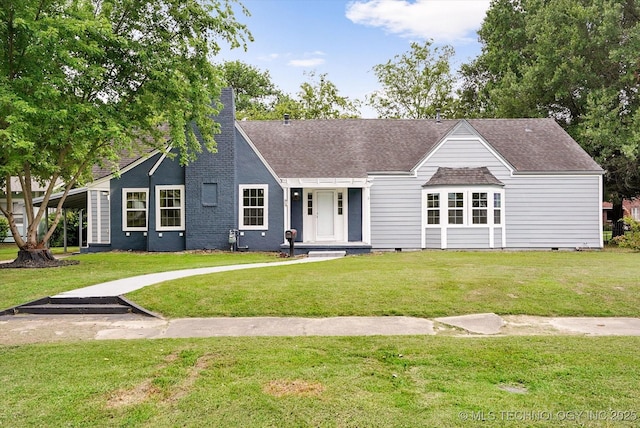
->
left=425, top=188, right=504, bottom=227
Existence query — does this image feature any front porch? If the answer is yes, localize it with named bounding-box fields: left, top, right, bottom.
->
left=279, top=241, right=372, bottom=256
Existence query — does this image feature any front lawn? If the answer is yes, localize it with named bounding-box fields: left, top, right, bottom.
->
left=128, top=250, right=640, bottom=318
left=0, top=250, right=278, bottom=310
left=1, top=336, right=639, bottom=427
left=0, top=243, right=79, bottom=261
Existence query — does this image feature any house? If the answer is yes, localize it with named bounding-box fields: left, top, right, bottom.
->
left=42, top=88, right=604, bottom=253
left=1, top=178, right=58, bottom=243
left=603, top=198, right=640, bottom=224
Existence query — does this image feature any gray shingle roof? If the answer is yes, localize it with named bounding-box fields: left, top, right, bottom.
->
left=466, top=118, right=602, bottom=172
left=237, top=118, right=603, bottom=178
left=423, top=167, right=504, bottom=187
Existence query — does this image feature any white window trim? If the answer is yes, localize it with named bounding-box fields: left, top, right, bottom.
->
left=122, top=188, right=148, bottom=232
left=155, top=185, right=185, bottom=231
left=239, top=184, right=269, bottom=230
left=423, top=187, right=505, bottom=228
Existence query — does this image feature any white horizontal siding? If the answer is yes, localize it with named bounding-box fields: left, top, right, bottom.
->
left=425, top=228, right=441, bottom=249
left=90, top=191, right=98, bottom=243
left=418, top=138, right=512, bottom=182
left=505, top=175, right=601, bottom=248
left=370, top=137, right=511, bottom=249
left=369, top=135, right=601, bottom=250
left=494, top=227, right=503, bottom=248
left=99, top=191, right=110, bottom=243
left=448, top=227, right=490, bottom=249
left=370, top=176, right=422, bottom=248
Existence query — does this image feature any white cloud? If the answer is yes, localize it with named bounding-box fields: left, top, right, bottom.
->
left=258, top=53, right=282, bottom=61
left=288, top=58, right=326, bottom=67
left=346, top=0, right=490, bottom=42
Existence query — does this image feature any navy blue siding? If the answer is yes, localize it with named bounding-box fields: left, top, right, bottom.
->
left=110, top=154, right=157, bottom=251
left=110, top=151, right=185, bottom=252
left=185, top=88, right=237, bottom=250
left=235, top=127, right=284, bottom=251
left=148, top=152, right=185, bottom=252
left=348, top=188, right=363, bottom=242
left=290, top=188, right=303, bottom=242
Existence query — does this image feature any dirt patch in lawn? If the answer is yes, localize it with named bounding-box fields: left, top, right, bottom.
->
left=263, top=379, right=325, bottom=398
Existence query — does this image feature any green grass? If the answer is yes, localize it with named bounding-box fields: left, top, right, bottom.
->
left=128, top=250, right=640, bottom=318
left=1, top=336, right=639, bottom=427
left=0, top=243, right=79, bottom=261
left=0, top=250, right=278, bottom=310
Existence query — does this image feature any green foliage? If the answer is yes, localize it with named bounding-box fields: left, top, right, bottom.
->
left=0, top=215, right=8, bottom=242
left=613, top=217, right=640, bottom=250
left=298, top=71, right=360, bottom=119
left=368, top=40, right=456, bottom=119
left=458, top=0, right=640, bottom=201
left=46, top=210, right=84, bottom=247
left=215, top=60, right=281, bottom=117
left=214, top=61, right=360, bottom=120
left=0, top=0, right=252, bottom=249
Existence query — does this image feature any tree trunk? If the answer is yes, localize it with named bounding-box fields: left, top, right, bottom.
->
left=611, top=201, right=626, bottom=238
left=0, top=249, right=78, bottom=269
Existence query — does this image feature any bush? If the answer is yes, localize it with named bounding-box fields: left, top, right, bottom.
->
left=47, top=211, right=84, bottom=247
left=612, top=217, right=640, bottom=251
left=0, top=216, right=8, bottom=242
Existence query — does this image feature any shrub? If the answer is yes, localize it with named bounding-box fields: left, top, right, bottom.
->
left=0, top=216, right=8, bottom=242
left=612, top=217, right=640, bottom=251
left=47, top=211, right=84, bottom=247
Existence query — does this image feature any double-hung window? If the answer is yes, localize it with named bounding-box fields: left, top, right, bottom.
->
left=123, top=188, right=148, bottom=231
left=448, top=192, right=464, bottom=224
left=426, top=193, right=440, bottom=224
left=494, top=193, right=502, bottom=224
left=239, top=185, right=268, bottom=229
left=156, top=185, right=185, bottom=231
left=472, top=192, right=488, bottom=224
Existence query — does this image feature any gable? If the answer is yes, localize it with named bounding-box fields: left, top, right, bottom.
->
left=414, top=120, right=514, bottom=176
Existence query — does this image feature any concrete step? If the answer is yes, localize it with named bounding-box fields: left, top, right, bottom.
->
left=17, top=303, right=131, bottom=315
left=1, top=296, right=158, bottom=317
left=307, top=251, right=347, bottom=258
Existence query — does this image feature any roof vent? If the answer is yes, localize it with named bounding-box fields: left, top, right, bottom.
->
left=436, top=109, right=441, bottom=123
left=284, top=114, right=290, bottom=125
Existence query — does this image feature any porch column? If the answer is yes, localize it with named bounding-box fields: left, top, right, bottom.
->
left=362, top=182, right=372, bottom=245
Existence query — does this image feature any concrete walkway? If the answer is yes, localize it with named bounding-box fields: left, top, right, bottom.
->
left=2, top=255, right=640, bottom=344
left=54, top=256, right=340, bottom=298
left=3, top=313, right=640, bottom=345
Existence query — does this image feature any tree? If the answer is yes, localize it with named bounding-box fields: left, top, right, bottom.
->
left=368, top=40, right=456, bottom=119
left=298, top=71, right=360, bottom=119
left=215, top=60, right=281, bottom=118
left=458, top=0, right=640, bottom=224
left=0, top=215, right=8, bottom=243
left=0, top=0, right=251, bottom=266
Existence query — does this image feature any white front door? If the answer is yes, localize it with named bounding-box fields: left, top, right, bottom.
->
left=316, top=190, right=336, bottom=241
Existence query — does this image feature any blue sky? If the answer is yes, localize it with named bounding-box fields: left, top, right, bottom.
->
left=217, top=0, right=491, bottom=117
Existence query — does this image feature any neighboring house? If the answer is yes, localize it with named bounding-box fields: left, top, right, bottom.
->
left=42, top=88, right=605, bottom=253
left=603, top=199, right=640, bottom=224
left=1, top=178, right=55, bottom=243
